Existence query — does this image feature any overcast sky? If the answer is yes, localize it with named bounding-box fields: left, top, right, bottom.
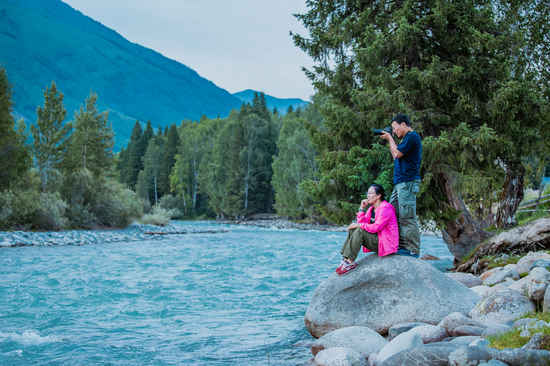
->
left=61, top=0, right=315, bottom=100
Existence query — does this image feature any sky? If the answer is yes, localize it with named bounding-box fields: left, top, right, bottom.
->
left=61, top=0, right=316, bottom=101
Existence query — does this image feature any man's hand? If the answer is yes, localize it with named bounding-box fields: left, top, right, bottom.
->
left=380, top=130, right=392, bottom=141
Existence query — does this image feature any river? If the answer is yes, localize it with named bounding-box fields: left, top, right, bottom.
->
left=0, top=221, right=452, bottom=365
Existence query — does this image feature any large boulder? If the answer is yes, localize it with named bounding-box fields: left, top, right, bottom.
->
left=469, top=290, right=536, bottom=326
left=315, top=347, right=367, bottom=366
left=517, top=252, right=550, bottom=275
left=305, top=255, right=481, bottom=338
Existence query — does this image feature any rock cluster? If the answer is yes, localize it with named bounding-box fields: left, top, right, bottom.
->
left=0, top=222, right=228, bottom=248
left=302, top=249, right=550, bottom=366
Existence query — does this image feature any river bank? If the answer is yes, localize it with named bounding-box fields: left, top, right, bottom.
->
left=0, top=222, right=228, bottom=248
left=216, top=218, right=443, bottom=237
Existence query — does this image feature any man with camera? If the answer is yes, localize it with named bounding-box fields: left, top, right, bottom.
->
left=379, top=113, right=422, bottom=258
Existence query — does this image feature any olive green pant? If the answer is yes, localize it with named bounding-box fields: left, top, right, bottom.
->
left=389, top=180, right=421, bottom=255
left=340, top=228, right=379, bottom=261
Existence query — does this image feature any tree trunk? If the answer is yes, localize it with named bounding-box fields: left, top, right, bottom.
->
left=439, top=172, right=492, bottom=262
left=495, top=165, right=525, bottom=229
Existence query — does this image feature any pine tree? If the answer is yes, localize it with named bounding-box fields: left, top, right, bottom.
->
left=31, top=81, right=72, bottom=190
left=120, top=121, right=143, bottom=189
left=65, top=91, right=115, bottom=177
left=159, top=123, right=180, bottom=196
left=293, top=0, right=550, bottom=260
left=0, top=65, right=31, bottom=189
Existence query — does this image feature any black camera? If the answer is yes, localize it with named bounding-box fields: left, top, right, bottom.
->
left=372, top=126, right=392, bottom=136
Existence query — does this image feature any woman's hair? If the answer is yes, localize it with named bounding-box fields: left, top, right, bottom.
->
left=370, top=184, right=385, bottom=201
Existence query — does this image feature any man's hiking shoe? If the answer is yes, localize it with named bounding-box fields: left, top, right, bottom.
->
left=337, top=261, right=358, bottom=276
left=397, top=248, right=419, bottom=258
left=335, top=258, right=347, bottom=272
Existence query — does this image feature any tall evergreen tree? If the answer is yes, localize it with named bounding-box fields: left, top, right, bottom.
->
left=159, top=123, right=180, bottom=196
left=31, top=81, right=72, bottom=190
left=120, top=121, right=143, bottom=190
left=293, top=0, right=550, bottom=260
left=65, top=91, right=115, bottom=177
left=0, top=65, right=30, bottom=189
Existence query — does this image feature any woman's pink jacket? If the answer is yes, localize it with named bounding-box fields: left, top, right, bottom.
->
left=356, top=201, right=399, bottom=256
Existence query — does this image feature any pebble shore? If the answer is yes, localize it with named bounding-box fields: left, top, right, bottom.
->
left=0, top=222, right=228, bottom=248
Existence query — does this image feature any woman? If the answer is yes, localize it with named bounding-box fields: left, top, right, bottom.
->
left=336, top=183, right=399, bottom=275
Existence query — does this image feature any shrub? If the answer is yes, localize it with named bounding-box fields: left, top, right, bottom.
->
left=158, top=194, right=184, bottom=219
left=35, top=192, right=68, bottom=230
left=0, top=171, right=41, bottom=230
left=139, top=205, right=173, bottom=226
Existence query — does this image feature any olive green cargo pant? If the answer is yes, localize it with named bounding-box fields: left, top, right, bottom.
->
left=340, top=228, right=379, bottom=261
left=389, top=180, right=421, bottom=255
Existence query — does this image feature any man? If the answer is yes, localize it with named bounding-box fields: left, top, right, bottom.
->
left=380, top=113, right=422, bottom=257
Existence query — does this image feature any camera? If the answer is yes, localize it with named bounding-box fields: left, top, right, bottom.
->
left=372, top=126, right=392, bottom=136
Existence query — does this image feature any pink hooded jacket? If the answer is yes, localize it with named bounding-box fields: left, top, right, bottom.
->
left=357, top=201, right=399, bottom=256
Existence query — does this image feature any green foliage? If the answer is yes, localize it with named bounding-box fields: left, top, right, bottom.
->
left=142, top=137, right=164, bottom=205
left=488, top=311, right=550, bottom=350
left=292, top=0, right=550, bottom=225
left=139, top=205, right=174, bottom=226
left=65, top=91, right=115, bottom=178
left=31, top=81, right=72, bottom=190
left=158, top=194, right=184, bottom=220
left=0, top=65, right=31, bottom=189
left=272, top=102, right=323, bottom=218
left=159, top=123, right=180, bottom=195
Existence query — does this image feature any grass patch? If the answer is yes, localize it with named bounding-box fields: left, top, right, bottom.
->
left=487, top=311, right=550, bottom=350
left=517, top=210, right=550, bottom=226
left=479, top=254, right=523, bottom=270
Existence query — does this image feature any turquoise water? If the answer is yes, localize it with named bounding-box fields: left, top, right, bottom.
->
left=0, top=222, right=452, bottom=365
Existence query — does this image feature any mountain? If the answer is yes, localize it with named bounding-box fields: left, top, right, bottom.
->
left=0, top=0, right=242, bottom=146
left=233, top=89, right=309, bottom=114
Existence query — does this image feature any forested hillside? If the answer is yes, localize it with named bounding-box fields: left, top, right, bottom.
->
left=233, top=89, right=309, bottom=114
left=0, top=0, right=242, bottom=146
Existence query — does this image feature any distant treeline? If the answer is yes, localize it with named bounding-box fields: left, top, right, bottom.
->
left=117, top=92, right=324, bottom=221
left=0, top=64, right=325, bottom=230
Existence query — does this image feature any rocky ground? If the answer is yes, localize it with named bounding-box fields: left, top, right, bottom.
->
left=0, top=223, right=228, bottom=248
left=298, top=250, right=550, bottom=366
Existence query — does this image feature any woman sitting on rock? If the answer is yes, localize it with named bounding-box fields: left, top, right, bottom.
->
left=336, top=184, right=399, bottom=275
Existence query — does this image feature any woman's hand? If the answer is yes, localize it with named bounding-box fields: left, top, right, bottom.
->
left=347, top=223, right=360, bottom=231
left=360, top=199, right=369, bottom=208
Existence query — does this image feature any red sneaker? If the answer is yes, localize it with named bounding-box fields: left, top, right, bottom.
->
left=337, top=261, right=358, bottom=276
left=335, top=258, right=347, bottom=272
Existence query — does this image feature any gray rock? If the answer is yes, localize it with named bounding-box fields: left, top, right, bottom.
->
left=513, top=318, right=538, bottom=329
left=484, top=284, right=512, bottom=298
left=517, top=252, right=550, bottom=275
left=481, top=324, right=512, bottom=337
left=529, top=259, right=550, bottom=272
left=408, top=325, right=449, bottom=344
left=523, top=332, right=550, bottom=350
left=532, top=320, right=548, bottom=329
left=545, top=285, right=550, bottom=312
left=437, top=312, right=485, bottom=337
left=445, top=273, right=482, bottom=288
left=469, top=338, right=490, bottom=346
left=509, top=276, right=530, bottom=293
left=470, top=285, right=490, bottom=297
left=496, top=348, right=550, bottom=366
left=381, top=346, right=457, bottom=366
left=527, top=267, right=550, bottom=301
left=448, top=346, right=501, bottom=366
left=505, top=263, right=517, bottom=269
left=315, top=347, right=368, bottom=366
left=305, top=255, right=481, bottom=338
left=374, top=331, right=423, bottom=366
left=367, top=353, right=377, bottom=366
left=520, top=330, right=531, bottom=338
left=483, top=268, right=520, bottom=286
left=311, top=326, right=387, bottom=357
left=388, top=322, right=429, bottom=341
left=446, top=336, right=481, bottom=347
left=452, top=325, right=485, bottom=337
left=480, top=267, right=504, bottom=282
left=469, top=290, right=536, bottom=326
